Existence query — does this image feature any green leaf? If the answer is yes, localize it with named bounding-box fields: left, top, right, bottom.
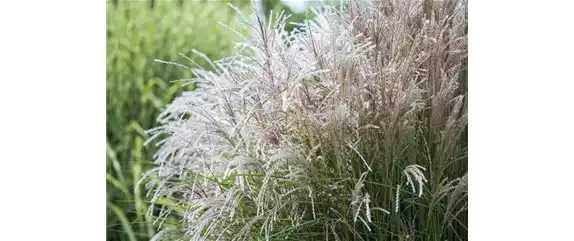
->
left=106, top=140, right=127, bottom=185
left=108, top=201, right=138, bottom=241
left=106, top=173, right=131, bottom=197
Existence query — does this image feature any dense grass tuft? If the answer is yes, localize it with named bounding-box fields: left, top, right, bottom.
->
left=143, top=0, right=468, bottom=240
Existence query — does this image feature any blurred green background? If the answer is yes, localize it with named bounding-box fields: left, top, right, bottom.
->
left=106, top=1, right=310, bottom=240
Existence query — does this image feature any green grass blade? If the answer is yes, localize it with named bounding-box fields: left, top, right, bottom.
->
left=108, top=201, right=138, bottom=241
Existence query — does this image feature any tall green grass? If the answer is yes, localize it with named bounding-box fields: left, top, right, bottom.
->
left=106, top=1, right=250, bottom=240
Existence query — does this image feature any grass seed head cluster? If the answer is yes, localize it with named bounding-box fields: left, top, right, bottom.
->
left=143, top=0, right=468, bottom=240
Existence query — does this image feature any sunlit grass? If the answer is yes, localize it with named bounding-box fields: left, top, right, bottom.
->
left=143, top=0, right=468, bottom=240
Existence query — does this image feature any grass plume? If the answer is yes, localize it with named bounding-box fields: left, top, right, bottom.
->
left=143, top=0, right=468, bottom=240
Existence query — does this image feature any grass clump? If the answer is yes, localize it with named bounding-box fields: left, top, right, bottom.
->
left=143, top=0, right=468, bottom=240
